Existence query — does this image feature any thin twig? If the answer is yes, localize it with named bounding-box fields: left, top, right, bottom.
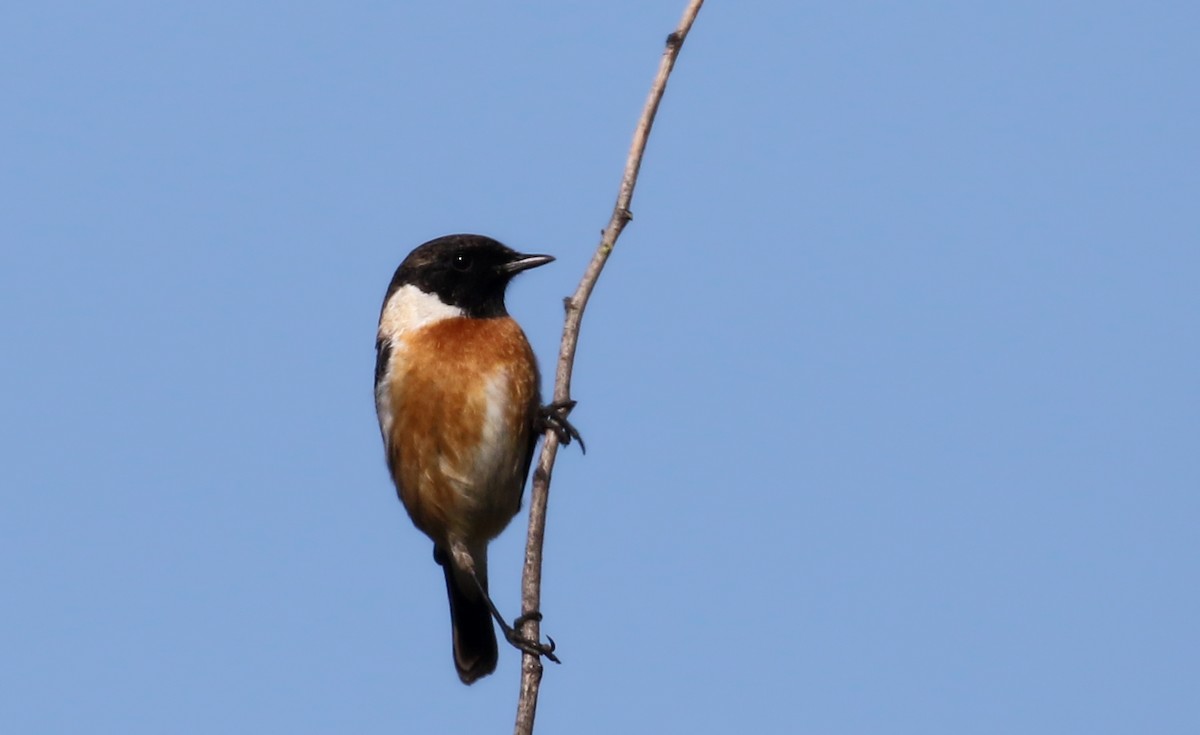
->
left=513, top=2, right=706, bottom=733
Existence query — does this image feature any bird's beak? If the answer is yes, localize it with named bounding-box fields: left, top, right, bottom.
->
left=501, top=253, right=555, bottom=274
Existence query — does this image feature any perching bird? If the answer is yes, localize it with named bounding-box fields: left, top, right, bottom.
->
left=374, top=234, right=573, bottom=684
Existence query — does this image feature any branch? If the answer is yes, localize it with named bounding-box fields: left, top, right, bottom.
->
left=513, top=2, right=705, bottom=733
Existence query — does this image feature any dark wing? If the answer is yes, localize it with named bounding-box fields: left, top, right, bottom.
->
left=374, top=337, right=392, bottom=389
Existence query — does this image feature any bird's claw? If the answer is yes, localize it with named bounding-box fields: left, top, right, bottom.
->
left=513, top=611, right=543, bottom=627
left=537, top=400, right=585, bottom=454
left=504, top=619, right=560, bottom=663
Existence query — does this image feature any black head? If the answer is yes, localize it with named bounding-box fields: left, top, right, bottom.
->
left=385, top=234, right=554, bottom=318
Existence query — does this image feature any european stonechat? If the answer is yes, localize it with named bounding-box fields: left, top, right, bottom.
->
left=374, top=234, right=575, bottom=684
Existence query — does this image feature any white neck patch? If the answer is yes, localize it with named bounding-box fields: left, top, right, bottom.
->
left=378, top=284, right=464, bottom=339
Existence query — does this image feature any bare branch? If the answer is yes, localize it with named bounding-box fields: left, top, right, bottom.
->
left=513, top=2, right=706, bottom=733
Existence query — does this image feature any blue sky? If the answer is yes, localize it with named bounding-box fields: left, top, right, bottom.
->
left=3, top=2, right=1197, bottom=733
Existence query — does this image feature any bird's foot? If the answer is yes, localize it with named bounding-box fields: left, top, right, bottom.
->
left=537, top=400, right=585, bottom=454
left=513, top=610, right=543, bottom=628
left=502, top=611, right=560, bottom=663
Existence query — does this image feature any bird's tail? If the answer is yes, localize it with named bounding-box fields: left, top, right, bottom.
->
left=435, top=547, right=498, bottom=684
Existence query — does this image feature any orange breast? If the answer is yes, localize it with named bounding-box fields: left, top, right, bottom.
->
left=385, top=317, right=540, bottom=547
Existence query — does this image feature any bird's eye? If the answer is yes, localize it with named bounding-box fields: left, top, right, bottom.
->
left=452, top=253, right=473, bottom=272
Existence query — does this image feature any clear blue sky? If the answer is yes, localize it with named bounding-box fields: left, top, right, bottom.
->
left=3, top=2, right=1197, bottom=733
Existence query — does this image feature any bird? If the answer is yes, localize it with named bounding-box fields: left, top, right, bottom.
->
left=374, top=234, right=575, bottom=684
